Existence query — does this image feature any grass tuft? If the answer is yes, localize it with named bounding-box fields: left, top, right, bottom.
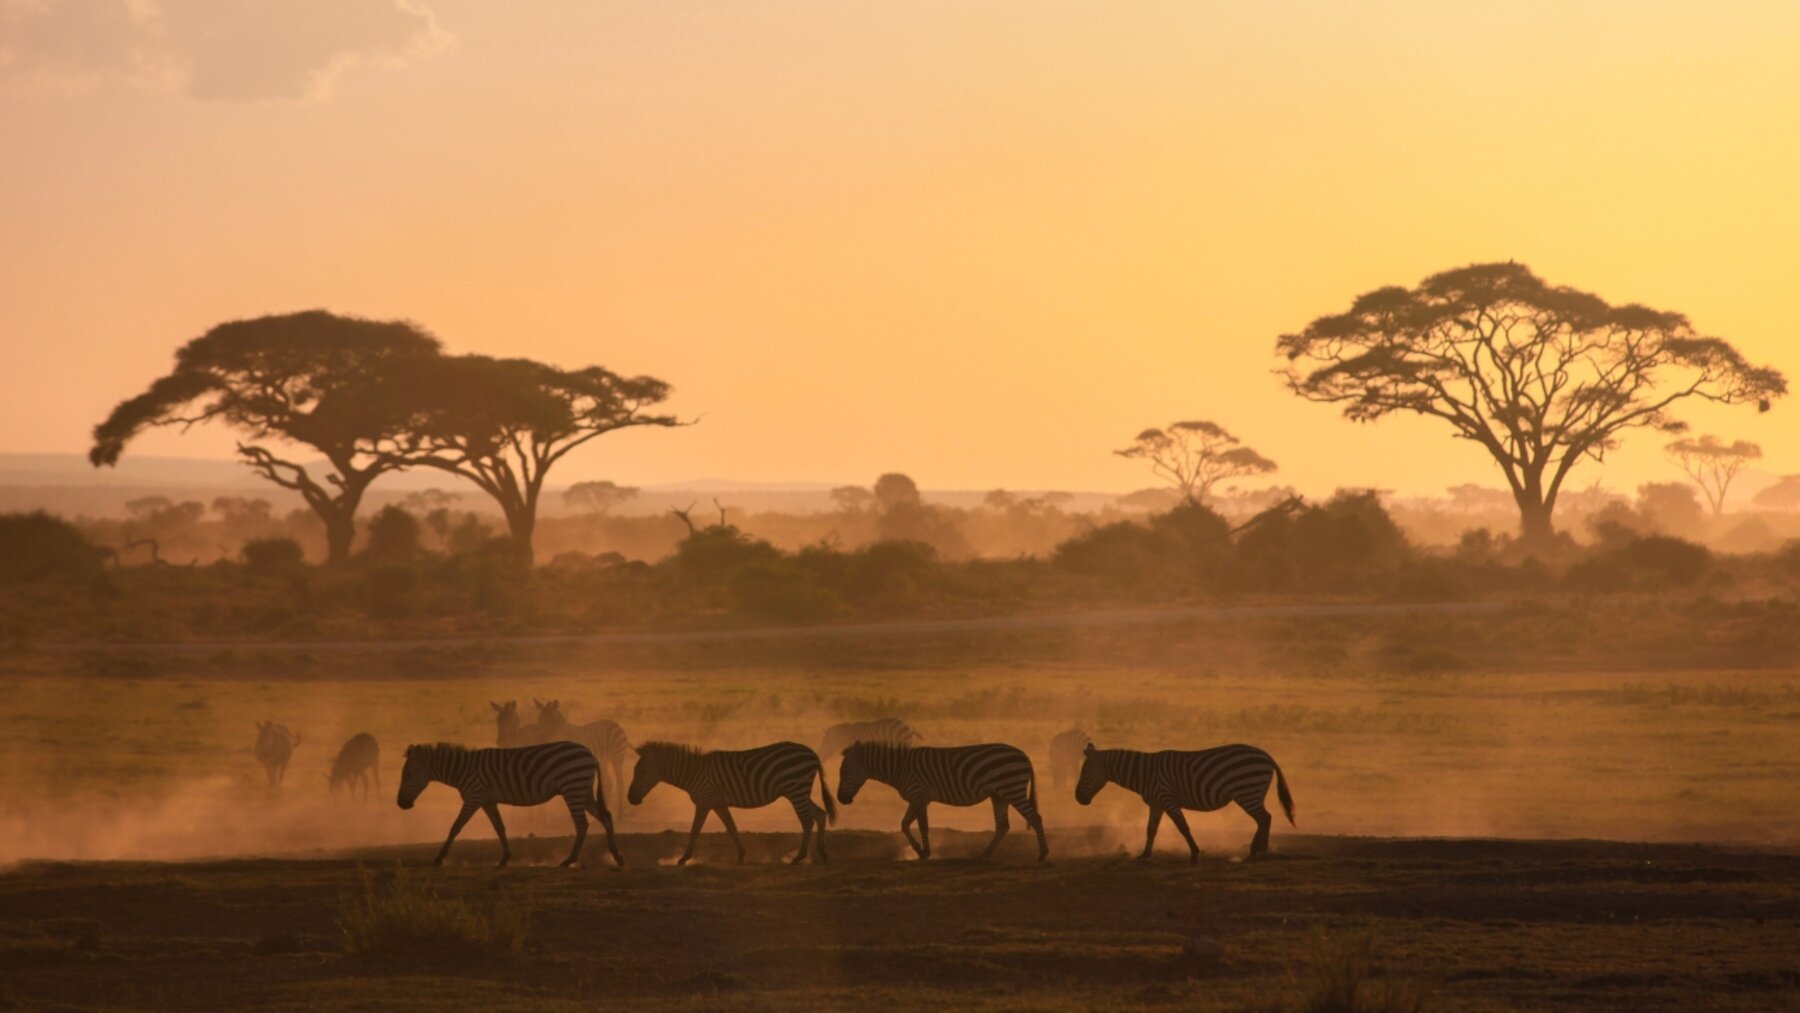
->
left=335, top=865, right=529, bottom=956
left=1279, top=928, right=1431, bottom=1013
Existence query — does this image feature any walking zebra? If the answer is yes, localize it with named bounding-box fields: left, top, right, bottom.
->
left=820, top=716, right=921, bottom=760
left=1075, top=743, right=1295, bottom=860
left=1047, top=727, right=1092, bottom=789
left=328, top=732, right=381, bottom=799
left=837, top=742, right=1048, bottom=862
left=396, top=741, right=623, bottom=868
left=534, top=699, right=634, bottom=809
left=627, top=741, right=835, bottom=865
left=491, top=700, right=551, bottom=748
left=254, top=722, right=300, bottom=786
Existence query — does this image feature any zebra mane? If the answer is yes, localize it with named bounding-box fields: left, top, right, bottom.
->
left=405, top=742, right=469, bottom=760
left=635, top=740, right=703, bottom=758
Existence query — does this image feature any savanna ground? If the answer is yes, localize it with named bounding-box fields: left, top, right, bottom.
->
left=2, top=602, right=1798, bottom=1008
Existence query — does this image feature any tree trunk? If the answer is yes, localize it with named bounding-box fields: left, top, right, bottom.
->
left=502, top=502, right=536, bottom=568
left=322, top=507, right=357, bottom=564
left=1516, top=497, right=1556, bottom=551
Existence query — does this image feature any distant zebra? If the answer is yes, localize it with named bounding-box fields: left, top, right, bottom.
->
left=1075, top=743, right=1295, bottom=860
left=534, top=699, right=634, bottom=809
left=328, top=732, right=381, bottom=799
left=820, top=717, right=922, bottom=759
left=254, top=722, right=301, bottom=786
left=1047, top=728, right=1093, bottom=789
left=837, top=742, right=1048, bottom=861
left=396, top=741, right=623, bottom=868
left=627, top=741, right=835, bottom=865
left=491, top=700, right=549, bottom=748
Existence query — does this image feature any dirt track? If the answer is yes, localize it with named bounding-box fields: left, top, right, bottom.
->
left=3, top=831, right=1795, bottom=1011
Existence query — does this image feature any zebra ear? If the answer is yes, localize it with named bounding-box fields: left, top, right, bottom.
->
left=490, top=701, right=502, bottom=713
left=1083, top=743, right=1096, bottom=756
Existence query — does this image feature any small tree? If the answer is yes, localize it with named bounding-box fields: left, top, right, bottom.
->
left=1278, top=262, right=1785, bottom=546
left=378, top=354, right=678, bottom=565
left=1115, top=420, right=1277, bottom=504
left=829, top=485, right=874, bottom=513
left=1665, top=435, right=1761, bottom=517
left=873, top=473, right=922, bottom=512
left=563, top=480, right=639, bottom=515
left=90, top=311, right=441, bottom=562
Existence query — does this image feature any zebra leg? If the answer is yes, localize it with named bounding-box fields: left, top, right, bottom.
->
left=813, top=803, right=829, bottom=864
left=1164, top=807, right=1201, bottom=864
left=483, top=803, right=512, bottom=867
left=1019, top=797, right=1048, bottom=862
left=787, top=795, right=813, bottom=866
left=586, top=797, right=624, bottom=868
left=899, top=807, right=924, bottom=858
left=1244, top=802, right=1273, bottom=857
left=1139, top=806, right=1165, bottom=861
left=678, top=806, right=709, bottom=866
left=981, top=795, right=1012, bottom=858
left=559, top=795, right=587, bottom=868
left=716, top=807, right=747, bottom=865
left=435, top=802, right=479, bottom=866
left=915, top=805, right=933, bottom=860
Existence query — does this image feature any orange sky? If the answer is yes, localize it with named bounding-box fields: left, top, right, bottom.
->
left=3, top=1, right=1798, bottom=495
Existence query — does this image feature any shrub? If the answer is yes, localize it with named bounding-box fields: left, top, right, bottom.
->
left=0, top=511, right=105, bottom=584
left=363, top=506, right=423, bottom=563
left=1277, top=928, right=1430, bottom=1013
left=242, top=537, right=304, bottom=574
left=727, top=561, right=841, bottom=622
left=360, top=564, right=419, bottom=619
left=337, top=866, right=529, bottom=955
left=1566, top=535, right=1710, bottom=591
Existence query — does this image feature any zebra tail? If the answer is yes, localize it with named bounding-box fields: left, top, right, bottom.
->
left=1273, top=761, right=1296, bottom=826
left=816, top=761, right=838, bottom=825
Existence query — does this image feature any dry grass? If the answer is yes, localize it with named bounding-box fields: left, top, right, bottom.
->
left=337, top=864, right=530, bottom=956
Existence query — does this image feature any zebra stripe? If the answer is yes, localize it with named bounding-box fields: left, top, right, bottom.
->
left=534, top=699, right=634, bottom=810
left=837, top=742, right=1048, bottom=862
left=820, top=717, right=921, bottom=760
left=1075, top=743, right=1295, bottom=860
left=627, top=741, right=835, bottom=865
left=397, top=740, right=623, bottom=868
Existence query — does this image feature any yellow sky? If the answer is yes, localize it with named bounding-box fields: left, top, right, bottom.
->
left=3, top=1, right=1798, bottom=495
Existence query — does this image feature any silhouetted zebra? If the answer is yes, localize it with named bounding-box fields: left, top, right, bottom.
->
left=491, top=700, right=550, bottom=748
left=837, top=742, right=1048, bottom=861
left=254, top=722, right=300, bottom=786
left=820, top=716, right=921, bottom=759
left=328, top=732, right=380, bottom=799
left=1075, top=743, right=1295, bottom=860
left=1047, top=727, right=1092, bottom=789
left=627, top=741, right=835, bottom=865
left=396, top=741, right=623, bottom=868
left=534, top=699, right=634, bottom=808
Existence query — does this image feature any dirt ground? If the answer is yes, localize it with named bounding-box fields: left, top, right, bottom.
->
left=2, top=831, right=1796, bottom=1011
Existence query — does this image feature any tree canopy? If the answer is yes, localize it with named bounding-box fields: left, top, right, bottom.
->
left=376, top=354, right=678, bottom=562
left=1115, top=420, right=1277, bottom=503
left=1278, top=262, right=1785, bottom=544
left=1665, top=435, right=1761, bottom=517
left=89, top=310, right=441, bottom=562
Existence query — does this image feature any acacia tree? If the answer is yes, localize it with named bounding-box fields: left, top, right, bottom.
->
left=377, top=354, right=678, bottom=564
left=1665, top=435, right=1761, bottom=517
left=1114, top=420, right=1277, bottom=504
left=89, top=311, right=441, bottom=563
left=1278, top=263, right=1786, bottom=545
left=564, top=480, right=640, bottom=515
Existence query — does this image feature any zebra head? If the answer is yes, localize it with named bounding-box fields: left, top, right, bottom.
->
left=1075, top=742, right=1110, bottom=805
left=491, top=700, right=519, bottom=738
left=836, top=743, right=871, bottom=804
left=397, top=744, right=439, bottom=810
left=629, top=741, right=692, bottom=805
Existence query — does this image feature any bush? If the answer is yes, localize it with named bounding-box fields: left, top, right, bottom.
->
left=242, top=537, right=304, bottom=574
left=360, top=564, right=419, bottom=619
left=727, top=561, right=841, bottom=622
left=337, top=866, right=529, bottom=955
left=1566, top=535, right=1711, bottom=591
left=0, top=511, right=106, bottom=584
left=363, top=506, right=423, bottom=563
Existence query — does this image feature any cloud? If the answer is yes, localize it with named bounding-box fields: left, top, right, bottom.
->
left=0, top=0, right=450, bottom=101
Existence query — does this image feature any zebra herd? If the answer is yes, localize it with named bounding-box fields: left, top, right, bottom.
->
left=381, top=710, right=1297, bottom=869
left=253, top=708, right=1295, bottom=868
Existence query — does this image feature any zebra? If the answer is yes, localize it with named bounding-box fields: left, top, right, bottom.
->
left=837, top=742, right=1048, bottom=862
left=1047, top=727, right=1093, bottom=790
left=533, top=699, right=634, bottom=809
left=627, top=741, right=835, bottom=865
left=254, top=722, right=300, bottom=786
left=328, top=732, right=381, bottom=799
left=491, top=700, right=550, bottom=748
left=396, top=741, right=624, bottom=868
left=1074, top=742, right=1295, bottom=861
left=820, top=716, right=921, bottom=760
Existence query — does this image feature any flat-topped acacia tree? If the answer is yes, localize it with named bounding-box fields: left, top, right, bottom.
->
left=1277, top=262, right=1785, bottom=547
left=89, top=311, right=441, bottom=563
left=376, top=354, right=678, bottom=565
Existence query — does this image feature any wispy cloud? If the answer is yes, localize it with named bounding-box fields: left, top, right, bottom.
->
left=0, top=0, right=451, bottom=102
